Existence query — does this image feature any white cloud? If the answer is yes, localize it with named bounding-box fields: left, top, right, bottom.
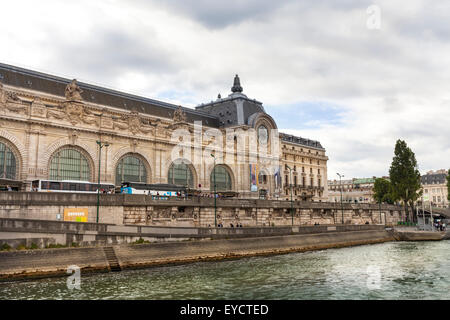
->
left=0, top=0, right=448, bottom=178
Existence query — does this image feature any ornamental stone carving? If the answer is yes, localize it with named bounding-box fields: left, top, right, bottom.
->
left=0, top=82, right=28, bottom=115
left=69, top=129, right=79, bottom=144
left=100, top=113, right=114, bottom=129
left=46, top=93, right=99, bottom=126
left=113, top=110, right=152, bottom=135
left=173, top=106, right=187, bottom=123
left=65, top=79, right=83, bottom=101
left=155, top=118, right=169, bottom=138
left=0, top=82, right=6, bottom=106
left=129, top=111, right=143, bottom=135
left=31, top=98, right=47, bottom=118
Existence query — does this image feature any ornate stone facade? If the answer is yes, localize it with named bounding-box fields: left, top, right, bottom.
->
left=0, top=64, right=328, bottom=201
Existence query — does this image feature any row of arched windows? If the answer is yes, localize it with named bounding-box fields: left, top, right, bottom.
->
left=1, top=142, right=234, bottom=191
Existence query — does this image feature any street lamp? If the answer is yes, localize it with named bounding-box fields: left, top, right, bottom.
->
left=210, top=153, right=217, bottom=228
left=379, top=200, right=382, bottom=225
left=337, top=173, right=344, bottom=224
left=286, top=165, right=294, bottom=226
left=96, top=140, right=109, bottom=223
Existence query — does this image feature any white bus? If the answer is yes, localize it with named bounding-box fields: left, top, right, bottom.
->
left=31, top=180, right=115, bottom=193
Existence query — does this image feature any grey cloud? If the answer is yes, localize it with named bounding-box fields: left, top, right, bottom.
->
left=147, top=0, right=374, bottom=29
left=43, top=27, right=180, bottom=84
left=136, top=0, right=292, bottom=28
left=391, top=2, right=450, bottom=41
left=2, top=0, right=449, bottom=178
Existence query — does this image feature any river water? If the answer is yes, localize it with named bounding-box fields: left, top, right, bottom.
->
left=1, top=241, right=450, bottom=300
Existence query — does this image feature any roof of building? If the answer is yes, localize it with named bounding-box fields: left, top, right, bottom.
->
left=280, top=133, right=324, bottom=150
left=0, top=63, right=325, bottom=150
left=0, top=62, right=220, bottom=127
left=353, top=178, right=376, bottom=184
left=421, top=172, right=447, bottom=185
left=195, top=74, right=267, bottom=127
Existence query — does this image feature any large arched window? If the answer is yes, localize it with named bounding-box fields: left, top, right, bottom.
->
left=258, top=170, right=268, bottom=185
left=0, top=142, right=17, bottom=180
left=210, top=165, right=232, bottom=191
left=115, top=155, right=147, bottom=185
left=168, top=162, right=194, bottom=187
left=49, top=148, right=91, bottom=181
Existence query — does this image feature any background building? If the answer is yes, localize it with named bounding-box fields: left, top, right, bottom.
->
left=421, top=169, right=449, bottom=208
left=0, top=63, right=328, bottom=201
left=328, top=177, right=380, bottom=204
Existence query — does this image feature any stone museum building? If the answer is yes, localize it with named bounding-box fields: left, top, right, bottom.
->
left=0, top=63, right=328, bottom=201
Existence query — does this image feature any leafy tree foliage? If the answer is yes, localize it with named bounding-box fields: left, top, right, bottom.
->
left=373, top=178, right=395, bottom=204
left=389, top=140, right=421, bottom=221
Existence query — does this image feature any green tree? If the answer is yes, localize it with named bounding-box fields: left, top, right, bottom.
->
left=373, top=178, right=395, bottom=204
left=389, top=139, right=421, bottom=222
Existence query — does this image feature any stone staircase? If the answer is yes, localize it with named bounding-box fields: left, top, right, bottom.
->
left=103, top=246, right=122, bottom=272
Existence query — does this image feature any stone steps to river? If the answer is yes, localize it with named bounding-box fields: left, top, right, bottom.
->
left=103, top=247, right=121, bottom=272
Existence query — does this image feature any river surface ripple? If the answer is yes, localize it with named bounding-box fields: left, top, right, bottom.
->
left=1, top=241, right=450, bottom=300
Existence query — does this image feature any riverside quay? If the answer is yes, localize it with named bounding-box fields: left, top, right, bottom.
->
left=0, top=63, right=328, bottom=201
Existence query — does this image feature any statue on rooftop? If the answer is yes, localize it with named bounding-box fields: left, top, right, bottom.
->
left=173, top=106, right=187, bottom=123
left=65, top=79, right=83, bottom=101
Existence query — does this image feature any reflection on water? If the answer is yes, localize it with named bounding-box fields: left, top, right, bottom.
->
left=1, top=241, right=450, bottom=300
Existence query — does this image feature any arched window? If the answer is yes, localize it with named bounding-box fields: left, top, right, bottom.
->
left=210, top=165, right=232, bottom=191
left=168, top=162, right=194, bottom=187
left=258, top=171, right=267, bottom=184
left=115, top=155, right=147, bottom=185
left=49, top=148, right=90, bottom=181
left=0, top=142, right=17, bottom=180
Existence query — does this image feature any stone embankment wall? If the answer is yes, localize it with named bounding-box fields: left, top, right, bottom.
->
left=0, top=226, right=394, bottom=281
left=0, top=192, right=404, bottom=227
left=0, top=217, right=386, bottom=249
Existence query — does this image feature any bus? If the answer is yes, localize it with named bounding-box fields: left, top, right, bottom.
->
left=31, top=180, right=115, bottom=193
left=119, top=182, right=192, bottom=197
left=0, top=178, right=23, bottom=191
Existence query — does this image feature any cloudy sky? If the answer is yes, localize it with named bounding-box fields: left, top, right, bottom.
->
left=1, top=0, right=449, bottom=180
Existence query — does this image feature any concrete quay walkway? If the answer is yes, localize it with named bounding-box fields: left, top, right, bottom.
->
left=0, top=226, right=393, bottom=281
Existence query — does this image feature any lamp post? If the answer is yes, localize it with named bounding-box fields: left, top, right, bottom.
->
left=337, top=173, right=344, bottom=224
left=379, top=201, right=382, bottom=225
left=286, top=165, right=294, bottom=226
left=96, top=141, right=109, bottom=223
left=210, top=153, right=217, bottom=228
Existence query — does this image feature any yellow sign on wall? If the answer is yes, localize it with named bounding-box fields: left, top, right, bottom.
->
left=64, top=208, right=88, bottom=222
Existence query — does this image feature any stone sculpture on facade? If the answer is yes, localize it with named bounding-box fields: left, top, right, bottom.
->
left=113, top=110, right=152, bottom=135
left=0, top=81, right=28, bottom=115
left=65, top=79, right=83, bottom=101
left=173, top=106, right=187, bottom=123
left=30, top=98, right=47, bottom=118
left=46, top=79, right=100, bottom=126
left=47, top=101, right=98, bottom=126
left=0, top=82, right=6, bottom=106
